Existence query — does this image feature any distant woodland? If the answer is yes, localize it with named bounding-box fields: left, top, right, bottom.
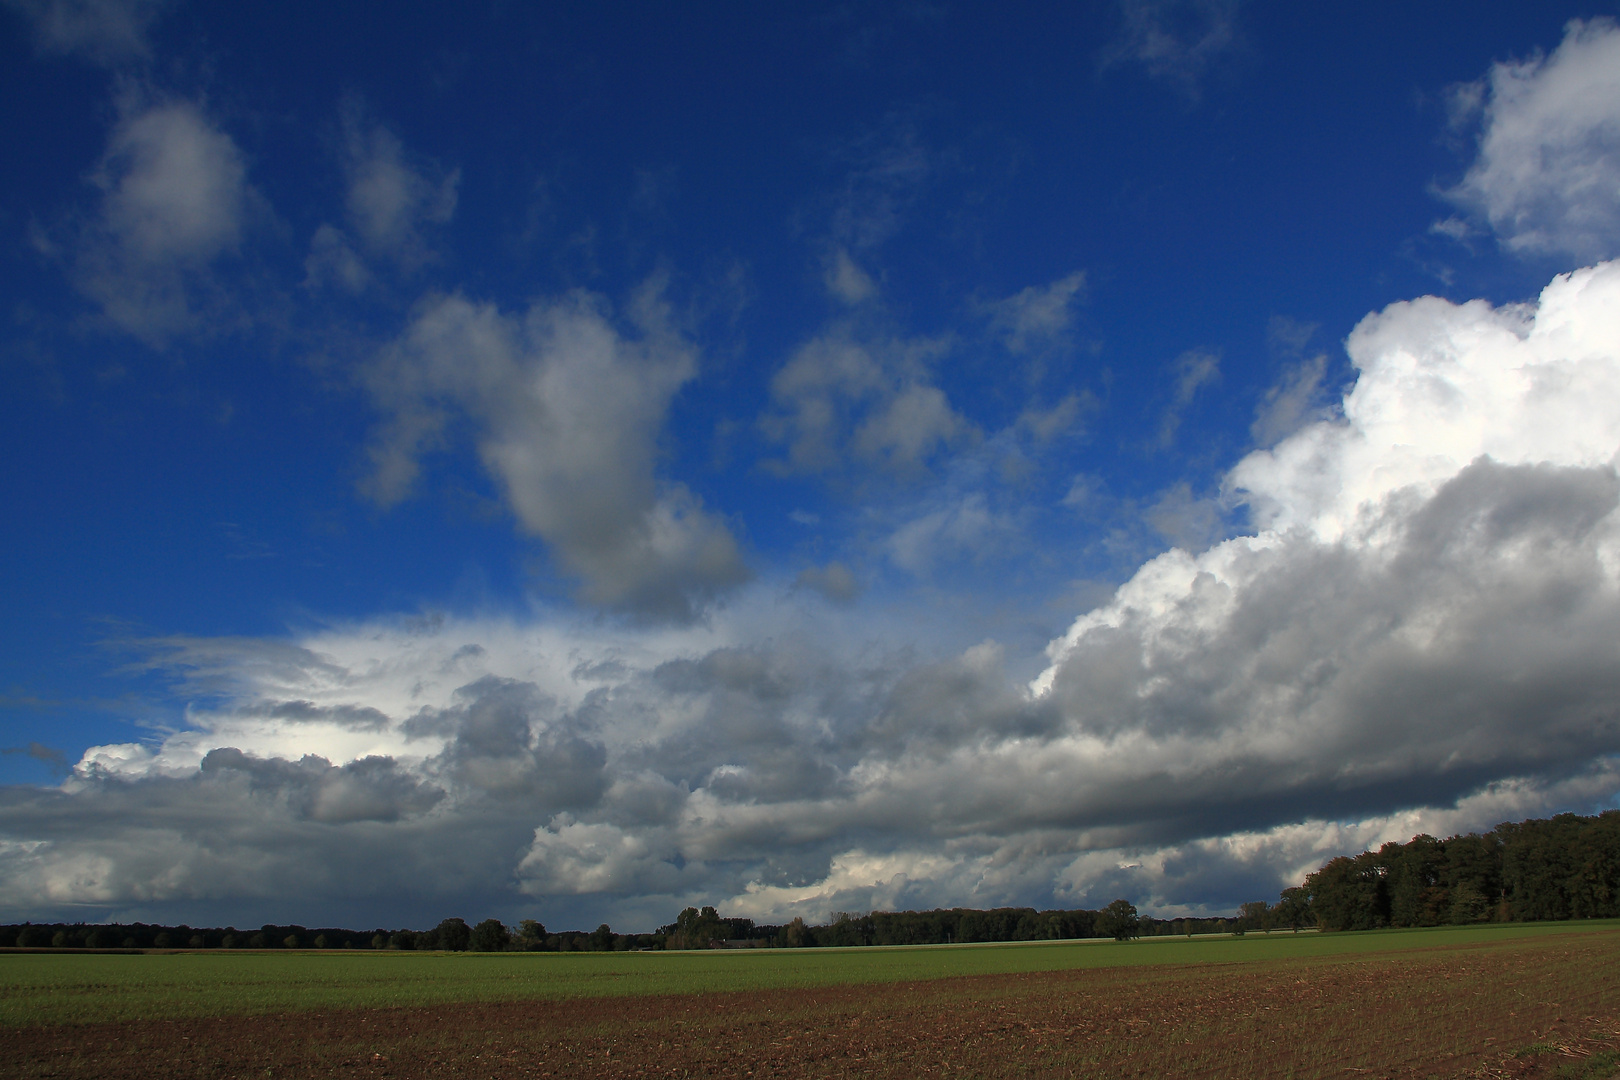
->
left=4, top=811, right=1615, bottom=951
left=1297, top=809, right=1620, bottom=931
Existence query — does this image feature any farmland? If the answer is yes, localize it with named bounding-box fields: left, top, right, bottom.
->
left=3, top=922, right=1619, bottom=1078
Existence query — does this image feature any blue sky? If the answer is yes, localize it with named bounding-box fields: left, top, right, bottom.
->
left=3, top=0, right=1620, bottom=931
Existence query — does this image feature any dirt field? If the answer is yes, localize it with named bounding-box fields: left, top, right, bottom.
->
left=5, top=933, right=1617, bottom=1079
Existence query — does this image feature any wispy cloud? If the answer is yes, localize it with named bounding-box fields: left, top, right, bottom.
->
left=2, top=743, right=68, bottom=775
left=304, top=103, right=460, bottom=290
left=3, top=0, right=172, bottom=66
left=981, top=271, right=1087, bottom=356
left=1101, top=0, right=1246, bottom=98
left=1157, top=347, right=1220, bottom=447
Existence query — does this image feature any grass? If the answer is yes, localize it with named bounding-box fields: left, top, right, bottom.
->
left=1, top=918, right=1617, bottom=1027
left=1560, top=1051, right=1620, bottom=1080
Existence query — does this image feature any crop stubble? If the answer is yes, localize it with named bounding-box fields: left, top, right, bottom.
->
left=3, top=930, right=1617, bottom=1080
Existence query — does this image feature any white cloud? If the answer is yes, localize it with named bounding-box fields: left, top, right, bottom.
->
left=1229, top=263, right=1620, bottom=541
left=71, top=97, right=264, bottom=342
left=1016, top=393, right=1091, bottom=443
left=1444, top=19, right=1620, bottom=262
left=362, top=286, right=749, bottom=619
left=1030, top=265, right=1620, bottom=844
left=4, top=0, right=171, bottom=65
left=826, top=125, right=932, bottom=253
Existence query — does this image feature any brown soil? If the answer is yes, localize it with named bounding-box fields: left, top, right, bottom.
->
left=4, top=939, right=1617, bottom=1080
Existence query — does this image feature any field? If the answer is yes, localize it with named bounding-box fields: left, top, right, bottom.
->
left=3, top=923, right=1619, bottom=1079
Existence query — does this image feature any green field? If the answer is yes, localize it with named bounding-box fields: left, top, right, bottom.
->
left=3, top=920, right=1615, bottom=1028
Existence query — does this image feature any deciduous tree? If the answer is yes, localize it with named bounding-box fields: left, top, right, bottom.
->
left=1097, top=899, right=1139, bottom=941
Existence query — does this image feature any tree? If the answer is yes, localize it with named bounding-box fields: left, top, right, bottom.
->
left=1097, top=899, right=1140, bottom=941
left=1272, top=886, right=1312, bottom=931
left=782, top=917, right=811, bottom=948
left=664, top=906, right=727, bottom=950
left=1307, top=854, right=1387, bottom=931
left=517, top=920, right=547, bottom=950
left=1235, top=901, right=1270, bottom=934
left=470, top=919, right=510, bottom=952
left=435, top=917, right=472, bottom=952
left=1444, top=833, right=1501, bottom=923
left=1384, top=835, right=1447, bottom=927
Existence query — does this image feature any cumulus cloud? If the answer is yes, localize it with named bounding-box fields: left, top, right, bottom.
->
left=1034, top=265, right=1620, bottom=838
left=69, top=96, right=264, bottom=343
left=4, top=0, right=172, bottom=65
left=7, top=265, right=1620, bottom=929
left=1443, top=19, right=1620, bottom=262
left=362, top=286, right=749, bottom=619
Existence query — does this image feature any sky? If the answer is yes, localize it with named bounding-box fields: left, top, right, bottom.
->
left=2, top=0, right=1620, bottom=933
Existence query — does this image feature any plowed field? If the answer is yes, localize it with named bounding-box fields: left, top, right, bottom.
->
left=5, top=931, right=1618, bottom=1080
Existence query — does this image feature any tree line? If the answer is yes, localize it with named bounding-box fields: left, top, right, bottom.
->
left=0, top=917, right=663, bottom=952
left=1, top=901, right=1174, bottom=953
left=1281, top=809, right=1620, bottom=931
left=660, top=897, right=1193, bottom=948
left=8, top=811, right=1613, bottom=950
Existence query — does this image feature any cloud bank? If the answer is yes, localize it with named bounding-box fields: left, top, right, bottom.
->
left=4, top=261, right=1619, bottom=928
